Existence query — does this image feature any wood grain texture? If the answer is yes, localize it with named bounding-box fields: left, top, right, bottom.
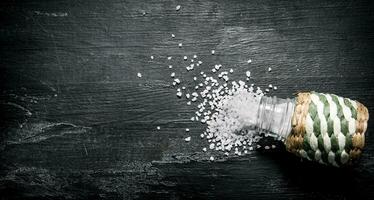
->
left=1, top=0, right=374, bottom=199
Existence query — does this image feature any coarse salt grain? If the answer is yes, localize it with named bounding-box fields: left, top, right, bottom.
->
left=211, top=50, right=215, bottom=55
left=184, top=136, right=191, bottom=142
left=137, top=72, right=142, bottom=78
left=179, top=43, right=182, bottom=47
left=176, top=5, right=181, bottom=11
left=157, top=126, right=160, bottom=130
left=268, top=67, right=272, bottom=72
left=176, top=91, right=182, bottom=97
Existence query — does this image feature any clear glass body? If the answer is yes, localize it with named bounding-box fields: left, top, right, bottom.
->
left=256, top=96, right=296, bottom=139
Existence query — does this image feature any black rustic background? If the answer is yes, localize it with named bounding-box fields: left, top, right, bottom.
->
left=1, top=0, right=374, bottom=199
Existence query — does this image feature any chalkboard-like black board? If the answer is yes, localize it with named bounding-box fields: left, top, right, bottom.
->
left=1, top=0, right=374, bottom=199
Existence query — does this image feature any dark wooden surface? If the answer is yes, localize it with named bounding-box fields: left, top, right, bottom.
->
left=1, top=0, right=374, bottom=199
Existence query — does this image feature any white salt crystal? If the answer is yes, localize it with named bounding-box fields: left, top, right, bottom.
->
left=168, top=56, right=172, bottom=60
left=193, top=77, right=197, bottom=81
left=137, top=72, right=142, bottom=78
left=169, top=65, right=173, bottom=69
left=187, top=101, right=191, bottom=105
left=200, top=133, right=204, bottom=138
left=273, top=86, right=278, bottom=90
left=171, top=34, right=175, bottom=38
left=209, top=156, right=214, bottom=161
left=157, top=126, right=160, bottom=130
left=268, top=67, right=272, bottom=72
left=246, top=71, right=251, bottom=77
left=184, top=56, right=187, bottom=60
left=176, top=91, right=182, bottom=97
left=211, top=50, right=215, bottom=55
left=268, top=84, right=273, bottom=88
left=171, top=72, right=175, bottom=77
left=185, top=128, right=190, bottom=132
left=247, top=59, right=252, bottom=63
left=193, top=55, right=197, bottom=58
left=203, top=147, right=207, bottom=152
left=178, top=43, right=182, bottom=47
left=174, top=78, right=180, bottom=84
left=229, top=69, right=234, bottom=73
left=184, top=136, right=191, bottom=142
left=151, top=56, right=154, bottom=59
left=209, top=143, right=215, bottom=149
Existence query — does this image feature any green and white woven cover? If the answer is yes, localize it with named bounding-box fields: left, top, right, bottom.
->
left=285, top=92, right=369, bottom=167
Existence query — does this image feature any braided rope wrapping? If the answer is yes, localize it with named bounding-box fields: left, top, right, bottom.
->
left=285, top=92, right=369, bottom=166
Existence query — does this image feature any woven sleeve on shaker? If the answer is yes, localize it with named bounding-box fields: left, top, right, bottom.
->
left=285, top=92, right=369, bottom=167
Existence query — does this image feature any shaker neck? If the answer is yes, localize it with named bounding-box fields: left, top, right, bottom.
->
left=256, top=95, right=295, bottom=140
